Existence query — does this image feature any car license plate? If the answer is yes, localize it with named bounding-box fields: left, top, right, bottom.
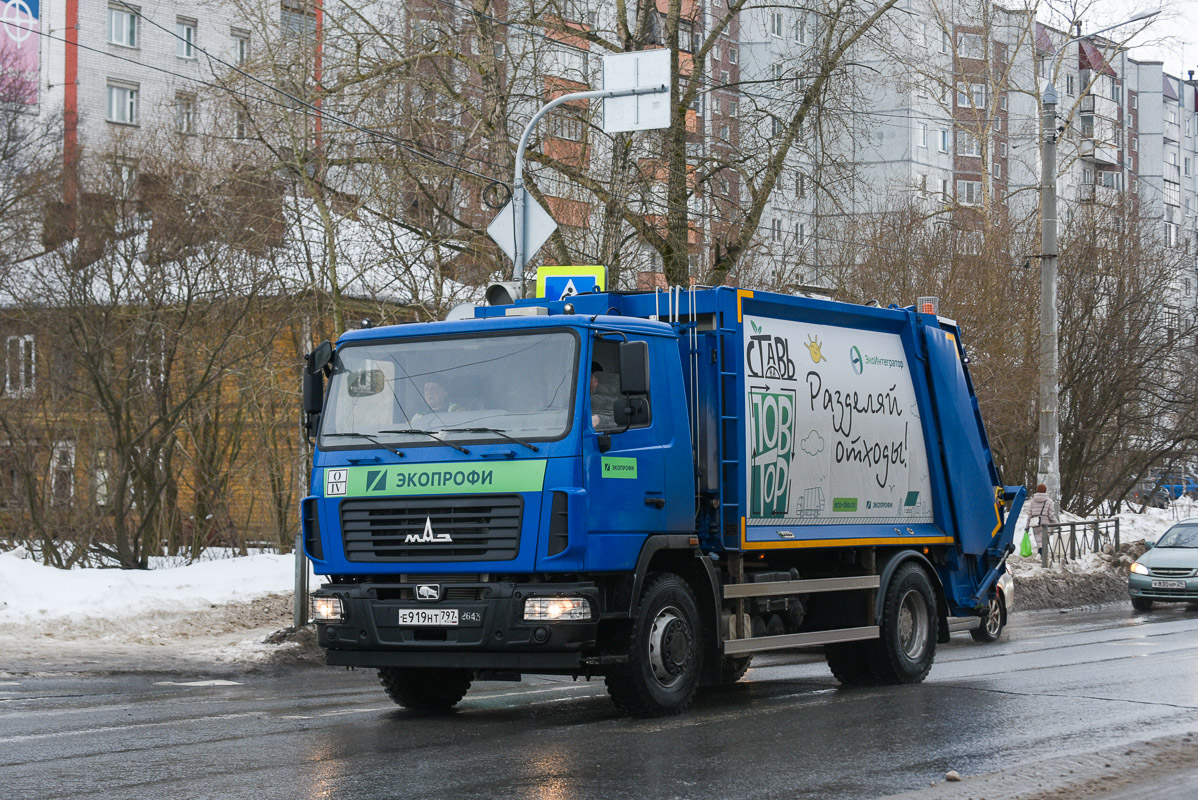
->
left=1151, top=580, right=1186, bottom=589
left=397, top=608, right=459, bottom=626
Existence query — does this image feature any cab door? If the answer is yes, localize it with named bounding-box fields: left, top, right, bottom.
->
left=583, top=335, right=669, bottom=539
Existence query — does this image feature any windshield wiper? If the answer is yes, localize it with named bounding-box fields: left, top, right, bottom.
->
left=321, top=432, right=405, bottom=457
left=379, top=429, right=471, bottom=455
left=443, top=427, right=539, bottom=452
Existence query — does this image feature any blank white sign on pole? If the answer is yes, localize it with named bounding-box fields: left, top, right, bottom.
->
left=602, top=49, right=671, bottom=133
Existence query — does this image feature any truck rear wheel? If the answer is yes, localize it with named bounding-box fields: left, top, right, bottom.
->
left=867, top=562, right=938, bottom=684
left=605, top=573, right=703, bottom=716
left=378, top=667, right=473, bottom=711
left=718, top=655, right=753, bottom=685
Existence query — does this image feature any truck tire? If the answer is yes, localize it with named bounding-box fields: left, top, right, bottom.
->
left=970, top=595, right=1005, bottom=643
left=867, top=562, right=938, bottom=684
left=718, top=655, right=753, bottom=685
left=378, top=667, right=472, bottom=711
left=825, top=641, right=876, bottom=686
left=605, top=573, right=703, bottom=716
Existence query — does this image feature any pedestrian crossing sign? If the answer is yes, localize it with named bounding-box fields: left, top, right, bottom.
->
left=535, top=265, right=607, bottom=301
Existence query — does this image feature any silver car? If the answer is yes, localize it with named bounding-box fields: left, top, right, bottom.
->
left=949, top=571, right=1014, bottom=642
left=1128, top=520, right=1198, bottom=610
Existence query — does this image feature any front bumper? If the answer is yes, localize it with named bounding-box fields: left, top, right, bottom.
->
left=1128, top=573, right=1198, bottom=602
left=316, top=579, right=601, bottom=673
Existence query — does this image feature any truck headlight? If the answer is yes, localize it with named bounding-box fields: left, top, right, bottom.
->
left=1129, top=562, right=1150, bottom=575
left=311, top=595, right=345, bottom=623
left=524, top=596, right=592, bottom=622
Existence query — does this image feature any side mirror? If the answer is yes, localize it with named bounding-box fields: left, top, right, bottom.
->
left=618, top=340, right=650, bottom=395
left=613, top=396, right=650, bottom=427
left=303, top=341, right=333, bottom=429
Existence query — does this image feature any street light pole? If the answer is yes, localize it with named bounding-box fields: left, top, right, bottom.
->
left=1038, top=83, right=1060, bottom=500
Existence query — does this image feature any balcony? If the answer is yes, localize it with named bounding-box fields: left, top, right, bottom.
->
left=1164, top=119, right=1181, bottom=143
left=1080, top=93, right=1119, bottom=121
left=1081, top=137, right=1119, bottom=166
left=1078, top=183, right=1121, bottom=204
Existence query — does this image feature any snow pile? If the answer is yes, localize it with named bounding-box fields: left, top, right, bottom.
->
left=0, top=549, right=303, bottom=626
left=0, top=549, right=319, bottom=672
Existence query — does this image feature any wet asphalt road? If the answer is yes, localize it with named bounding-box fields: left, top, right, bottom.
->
left=2, top=603, right=1197, bottom=800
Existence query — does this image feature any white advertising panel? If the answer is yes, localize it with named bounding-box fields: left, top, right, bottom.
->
left=743, top=315, right=934, bottom=526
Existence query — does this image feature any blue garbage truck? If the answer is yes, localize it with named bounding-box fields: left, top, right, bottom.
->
left=301, top=286, right=1025, bottom=716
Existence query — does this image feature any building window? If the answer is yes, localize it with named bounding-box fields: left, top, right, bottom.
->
left=770, top=218, right=782, bottom=241
left=1131, top=94, right=1138, bottom=109
left=177, top=19, right=197, bottom=58
left=720, top=69, right=730, bottom=84
left=917, top=123, right=927, bottom=148
left=175, top=93, right=196, bottom=134
left=51, top=442, right=75, bottom=507
left=940, top=31, right=950, bottom=54
left=282, top=0, right=317, bottom=39
left=106, top=82, right=139, bottom=125
left=956, top=180, right=982, bottom=205
left=108, top=6, right=138, bottom=48
left=547, top=111, right=584, bottom=142
left=940, top=178, right=950, bottom=200
left=956, top=82, right=986, bottom=109
left=770, top=63, right=784, bottom=81
left=957, top=131, right=981, bottom=156
left=234, top=110, right=249, bottom=140
left=993, top=161, right=1002, bottom=179
left=4, top=335, right=35, bottom=398
left=232, top=30, right=250, bottom=65
left=770, top=12, right=783, bottom=37
left=1001, top=141, right=1008, bottom=158
left=728, top=48, right=738, bottom=65
left=771, top=116, right=784, bottom=136
left=1066, top=75, right=1075, bottom=96
left=1185, top=157, right=1192, bottom=177
left=796, top=172, right=806, bottom=197
left=956, top=32, right=983, bottom=59
left=938, top=129, right=949, bottom=152
left=1000, top=93, right=1007, bottom=110
left=1131, top=136, right=1138, bottom=152
left=719, top=123, right=730, bottom=140
left=994, top=116, right=1002, bottom=132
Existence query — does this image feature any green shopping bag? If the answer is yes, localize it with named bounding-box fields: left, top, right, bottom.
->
left=1019, top=529, right=1034, bottom=558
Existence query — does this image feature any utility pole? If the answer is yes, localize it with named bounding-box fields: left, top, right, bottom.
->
left=1038, top=82, right=1060, bottom=501
left=1035, top=9, right=1159, bottom=506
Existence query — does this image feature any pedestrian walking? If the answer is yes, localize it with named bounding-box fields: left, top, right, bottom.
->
left=1026, top=483, right=1059, bottom=551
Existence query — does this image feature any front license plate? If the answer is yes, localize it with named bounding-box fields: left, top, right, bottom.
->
left=1151, top=580, right=1186, bottom=589
left=397, top=608, right=459, bottom=626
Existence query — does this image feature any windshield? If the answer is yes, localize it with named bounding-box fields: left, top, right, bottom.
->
left=1156, top=525, right=1198, bottom=548
left=320, top=331, right=578, bottom=448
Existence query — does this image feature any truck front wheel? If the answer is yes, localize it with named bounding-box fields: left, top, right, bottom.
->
left=605, top=573, right=703, bottom=716
left=378, top=667, right=473, bottom=711
left=868, top=562, right=938, bottom=684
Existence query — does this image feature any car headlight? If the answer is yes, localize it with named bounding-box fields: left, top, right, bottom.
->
left=311, top=595, right=345, bottom=623
left=524, top=596, right=592, bottom=622
left=1129, top=562, right=1150, bottom=575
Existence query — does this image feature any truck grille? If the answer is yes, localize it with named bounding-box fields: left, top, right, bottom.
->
left=341, top=496, right=522, bottom=562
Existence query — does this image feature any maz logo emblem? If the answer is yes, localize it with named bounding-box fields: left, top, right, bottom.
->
left=405, top=516, right=453, bottom=544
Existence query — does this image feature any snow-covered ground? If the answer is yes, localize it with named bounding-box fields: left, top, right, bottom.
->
left=0, top=549, right=318, bottom=676
left=0, top=502, right=1190, bottom=675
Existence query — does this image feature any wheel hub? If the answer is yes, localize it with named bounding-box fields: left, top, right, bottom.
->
left=897, top=589, right=929, bottom=661
left=648, top=607, right=692, bottom=687
left=985, top=598, right=1002, bottom=636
